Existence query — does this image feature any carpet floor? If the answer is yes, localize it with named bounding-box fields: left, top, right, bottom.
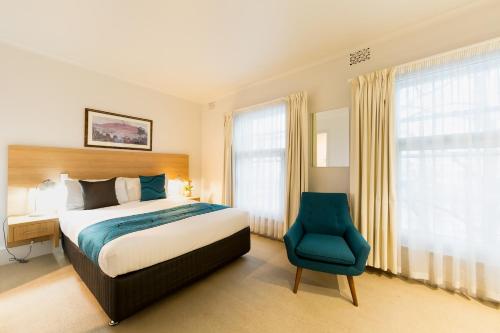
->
left=0, top=235, right=499, bottom=333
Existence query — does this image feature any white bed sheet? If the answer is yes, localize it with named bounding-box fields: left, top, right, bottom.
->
left=59, top=197, right=249, bottom=277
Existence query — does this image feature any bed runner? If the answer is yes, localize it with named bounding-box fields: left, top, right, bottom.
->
left=78, top=203, right=228, bottom=264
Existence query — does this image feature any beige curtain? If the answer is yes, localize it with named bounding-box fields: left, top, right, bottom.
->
left=222, top=112, right=233, bottom=206
left=350, top=69, right=397, bottom=272
left=284, top=92, right=309, bottom=234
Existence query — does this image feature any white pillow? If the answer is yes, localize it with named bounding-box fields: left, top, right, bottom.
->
left=64, top=179, right=85, bottom=210
left=115, top=177, right=129, bottom=204
left=63, top=177, right=129, bottom=210
left=124, top=178, right=141, bottom=202
left=167, top=179, right=184, bottom=197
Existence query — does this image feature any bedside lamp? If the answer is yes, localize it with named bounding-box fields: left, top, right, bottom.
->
left=30, top=179, right=57, bottom=217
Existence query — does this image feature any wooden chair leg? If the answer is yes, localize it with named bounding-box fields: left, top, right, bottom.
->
left=347, top=275, right=358, bottom=306
left=293, top=267, right=303, bottom=293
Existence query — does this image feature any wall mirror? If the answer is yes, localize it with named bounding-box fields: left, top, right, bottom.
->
left=312, top=107, right=349, bottom=167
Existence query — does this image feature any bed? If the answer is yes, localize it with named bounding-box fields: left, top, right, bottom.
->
left=60, top=197, right=250, bottom=324
left=7, top=145, right=251, bottom=326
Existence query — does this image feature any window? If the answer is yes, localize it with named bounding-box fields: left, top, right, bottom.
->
left=395, top=44, right=500, bottom=301
left=233, top=101, right=286, bottom=238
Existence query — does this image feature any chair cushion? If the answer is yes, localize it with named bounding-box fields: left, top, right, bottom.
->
left=298, top=193, right=350, bottom=236
left=296, top=233, right=355, bottom=265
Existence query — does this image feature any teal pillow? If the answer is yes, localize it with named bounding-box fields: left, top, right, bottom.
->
left=140, top=174, right=166, bottom=201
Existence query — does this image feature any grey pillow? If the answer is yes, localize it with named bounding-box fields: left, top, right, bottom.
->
left=79, top=178, right=119, bottom=210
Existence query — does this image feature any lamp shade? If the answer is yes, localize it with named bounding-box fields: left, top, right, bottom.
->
left=31, top=179, right=58, bottom=216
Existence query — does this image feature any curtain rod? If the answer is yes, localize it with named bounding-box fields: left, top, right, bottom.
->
left=346, top=36, right=500, bottom=83
left=233, top=96, right=287, bottom=114
left=396, top=36, right=500, bottom=71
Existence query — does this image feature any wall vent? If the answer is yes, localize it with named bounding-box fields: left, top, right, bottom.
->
left=350, top=48, right=371, bottom=66
left=208, top=102, right=216, bottom=110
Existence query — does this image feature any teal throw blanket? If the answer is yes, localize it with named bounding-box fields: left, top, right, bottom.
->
left=78, top=203, right=228, bottom=264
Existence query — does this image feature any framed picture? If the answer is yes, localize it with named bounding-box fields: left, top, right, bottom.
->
left=84, top=108, right=153, bottom=151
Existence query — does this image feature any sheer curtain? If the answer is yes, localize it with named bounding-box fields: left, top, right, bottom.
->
left=395, top=39, right=500, bottom=302
left=233, top=101, right=287, bottom=239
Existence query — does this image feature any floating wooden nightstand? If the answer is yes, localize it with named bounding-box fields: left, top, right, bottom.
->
left=185, top=196, right=201, bottom=202
left=7, top=215, right=60, bottom=248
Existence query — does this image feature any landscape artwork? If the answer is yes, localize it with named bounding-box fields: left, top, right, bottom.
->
left=85, top=108, right=153, bottom=151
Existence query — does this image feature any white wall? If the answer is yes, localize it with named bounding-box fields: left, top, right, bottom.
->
left=200, top=0, right=500, bottom=203
left=0, top=42, right=202, bottom=262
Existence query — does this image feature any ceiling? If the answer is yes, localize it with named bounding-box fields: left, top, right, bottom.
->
left=0, top=0, right=479, bottom=103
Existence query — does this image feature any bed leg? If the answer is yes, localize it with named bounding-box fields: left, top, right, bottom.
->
left=108, top=320, right=119, bottom=326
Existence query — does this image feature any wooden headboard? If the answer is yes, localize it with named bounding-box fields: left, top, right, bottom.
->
left=7, top=145, right=189, bottom=215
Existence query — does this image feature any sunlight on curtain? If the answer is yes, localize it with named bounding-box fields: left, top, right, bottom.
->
left=395, top=39, right=500, bottom=302
left=233, top=101, right=286, bottom=239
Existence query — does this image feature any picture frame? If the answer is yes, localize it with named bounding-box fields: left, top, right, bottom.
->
left=84, top=108, right=153, bottom=151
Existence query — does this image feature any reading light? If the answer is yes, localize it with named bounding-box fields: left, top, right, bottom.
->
left=30, top=179, right=57, bottom=216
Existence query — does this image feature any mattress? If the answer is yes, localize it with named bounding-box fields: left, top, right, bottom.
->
left=59, top=197, right=249, bottom=277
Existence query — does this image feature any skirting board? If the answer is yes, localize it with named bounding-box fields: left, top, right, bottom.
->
left=0, top=240, right=53, bottom=266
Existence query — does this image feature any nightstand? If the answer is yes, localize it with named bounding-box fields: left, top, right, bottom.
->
left=186, top=196, right=201, bottom=202
left=7, top=215, right=60, bottom=248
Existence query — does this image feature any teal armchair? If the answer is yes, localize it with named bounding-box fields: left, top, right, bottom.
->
left=284, top=192, right=370, bottom=306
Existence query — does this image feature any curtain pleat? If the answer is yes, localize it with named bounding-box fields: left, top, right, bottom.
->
left=284, top=92, right=309, bottom=233
left=350, top=69, right=398, bottom=272
left=222, top=113, right=233, bottom=206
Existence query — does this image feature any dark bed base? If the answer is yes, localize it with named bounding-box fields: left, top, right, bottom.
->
left=62, top=227, right=251, bottom=323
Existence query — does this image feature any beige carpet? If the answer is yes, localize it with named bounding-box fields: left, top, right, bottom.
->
left=0, top=235, right=499, bottom=333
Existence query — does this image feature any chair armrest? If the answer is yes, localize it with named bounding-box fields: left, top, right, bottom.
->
left=344, top=225, right=371, bottom=272
left=283, top=220, right=304, bottom=251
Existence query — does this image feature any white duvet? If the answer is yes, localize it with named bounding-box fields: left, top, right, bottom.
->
left=59, top=197, right=249, bottom=277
